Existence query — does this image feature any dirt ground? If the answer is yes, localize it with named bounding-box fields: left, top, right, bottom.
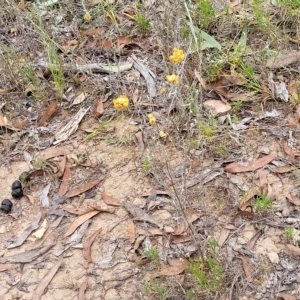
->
left=3, top=0, right=300, bottom=299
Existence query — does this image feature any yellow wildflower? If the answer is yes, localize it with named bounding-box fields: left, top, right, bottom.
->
left=169, top=48, right=184, bottom=63
left=84, top=12, right=91, bottom=21
left=147, top=113, right=156, bottom=125
left=160, top=88, right=167, bottom=94
left=159, top=131, right=167, bottom=138
left=166, top=74, right=179, bottom=84
left=113, top=95, right=129, bottom=110
left=232, top=57, right=239, bottom=64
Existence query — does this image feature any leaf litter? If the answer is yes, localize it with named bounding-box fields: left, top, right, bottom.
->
left=3, top=1, right=300, bottom=299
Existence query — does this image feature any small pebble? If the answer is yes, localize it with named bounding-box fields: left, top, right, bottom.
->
left=1, top=199, right=12, bottom=213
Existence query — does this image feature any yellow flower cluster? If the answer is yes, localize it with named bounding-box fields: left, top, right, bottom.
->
left=169, top=48, right=184, bottom=63
left=147, top=113, right=156, bottom=125
left=159, top=131, right=167, bottom=138
left=84, top=12, right=91, bottom=21
left=113, top=95, right=129, bottom=110
left=166, top=74, right=179, bottom=84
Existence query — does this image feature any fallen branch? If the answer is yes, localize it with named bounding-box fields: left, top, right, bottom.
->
left=34, top=60, right=133, bottom=74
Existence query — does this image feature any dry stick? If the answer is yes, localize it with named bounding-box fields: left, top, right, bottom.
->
left=163, top=151, right=205, bottom=261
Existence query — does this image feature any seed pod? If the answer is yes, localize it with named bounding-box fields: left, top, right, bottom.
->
left=12, top=180, right=22, bottom=190
left=12, top=188, right=23, bottom=198
left=1, top=199, right=12, bottom=213
left=19, top=172, right=30, bottom=183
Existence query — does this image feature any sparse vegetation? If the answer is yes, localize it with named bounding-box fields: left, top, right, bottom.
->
left=1, top=0, right=300, bottom=299
left=284, top=226, right=295, bottom=241
left=143, top=278, right=169, bottom=300
left=253, top=194, right=273, bottom=212
left=189, top=239, right=225, bottom=292
left=144, top=247, right=160, bottom=267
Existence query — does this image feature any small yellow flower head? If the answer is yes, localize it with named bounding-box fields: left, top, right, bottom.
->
left=166, top=74, right=179, bottom=84
left=160, top=88, right=167, bottom=94
left=147, top=113, right=156, bottom=125
left=169, top=48, right=184, bottom=63
left=159, top=131, right=167, bottom=138
left=84, top=12, right=91, bottom=21
left=113, top=95, right=129, bottom=110
left=232, top=57, right=239, bottom=64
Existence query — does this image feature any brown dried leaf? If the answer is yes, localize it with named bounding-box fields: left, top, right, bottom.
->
left=56, top=155, right=66, bottom=178
left=271, top=165, right=293, bottom=173
left=128, top=219, right=135, bottom=244
left=32, top=258, right=63, bottom=300
left=283, top=140, right=300, bottom=157
left=240, top=256, right=251, bottom=281
left=124, top=201, right=163, bottom=229
left=194, top=69, right=207, bottom=89
left=72, top=93, right=86, bottom=106
left=63, top=206, right=94, bottom=215
left=132, top=89, right=139, bottom=103
left=135, top=131, right=145, bottom=152
left=187, top=208, right=199, bottom=223
left=203, top=100, right=231, bottom=115
left=0, top=115, right=7, bottom=126
left=96, top=99, right=104, bottom=115
left=39, top=147, right=67, bottom=160
left=225, top=153, right=277, bottom=173
left=296, top=104, right=300, bottom=121
left=13, top=119, right=30, bottom=129
left=286, top=193, right=300, bottom=206
left=91, top=99, right=104, bottom=117
left=82, top=228, right=102, bottom=263
left=289, top=80, right=298, bottom=102
left=96, top=40, right=113, bottom=49
left=277, top=293, right=297, bottom=300
left=64, top=211, right=100, bottom=237
left=0, top=89, right=10, bottom=95
left=78, top=278, right=88, bottom=300
left=248, top=229, right=264, bottom=250
left=234, top=211, right=255, bottom=219
left=66, top=177, right=104, bottom=198
left=133, top=252, right=150, bottom=265
left=171, top=235, right=192, bottom=244
left=59, top=167, right=71, bottom=196
left=134, top=235, right=145, bottom=251
left=81, top=28, right=102, bottom=36
left=266, top=51, right=300, bottom=69
left=173, top=222, right=187, bottom=235
left=227, top=70, right=246, bottom=85
left=0, top=264, right=11, bottom=272
left=148, top=228, right=163, bottom=236
left=141, top=190, right=171, bottom=197
left=38, top=102, right=57, bottom=126
left=218, top=228, right=230, bottom=247
left=161, top=260, right=189, bottom=276
left=24, top=194, right=35, bottom=205
left=287, top=244, right=300, bottom=256
left=191, top=158, right=200, bottom=169
left=102, top=191, right=121, bottom=206
left=239, top=189, right=259, bottom=211
left=115, top=35, right=134, bottom=51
